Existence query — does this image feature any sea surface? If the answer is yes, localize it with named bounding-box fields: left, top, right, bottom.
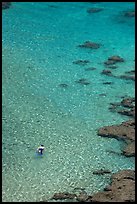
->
left=2, top=2, right=135, bottom=202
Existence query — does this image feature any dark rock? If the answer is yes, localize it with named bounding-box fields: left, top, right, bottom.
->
left=98, top=119, right=135, bottom=157
left=52, top=192, right=77, bottom=200
left=93, top=169, right=111, bottom=175
left=75, top=78, right=90, bottom=85
left=125, top=70, right=135, bottom=75
left=122, top=141, right=135, bottom=157
left=121, top=98, right=134, bottom=108
left=103, top=82, right=113, bottom=85
left=91, top=170, right=135, bottom=202
left=87, top=8, right=103, bottom=13
left=78, top=41, right=101, bottom=49
left=122, top=119, right=135, bottom=127
left=2, top=2, right=11, bottom=9
left=76, top=192, right=89, bottom=202
left=104, top=55, right=124, bottom=66
left=58, top=83, right=68, bottom=88
left=109, top=97, right=135, bottom=118
left=101, top=69, right=113, bottom=76
left=73, top=60, right=90, bottom=66
left=104, top=60, right=116, bottom=65
left=119, top=75, right=135, bottom=81
left=98, top=121, right=135, bottom=142
left=85, top=67, right=96, bottom=71
left=111, top=169, right=135, bottom=181
left=124, top=11, right=135, bottom=17
left=117, top=107, right=135, bottom=118
left=108, top=55, right=124, bottom=62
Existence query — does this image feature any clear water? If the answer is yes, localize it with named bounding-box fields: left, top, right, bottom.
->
left=2, top=2, right=135, bottom=202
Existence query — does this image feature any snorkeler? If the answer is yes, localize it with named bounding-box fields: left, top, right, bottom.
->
left=37, top=145, right=45, bottom=155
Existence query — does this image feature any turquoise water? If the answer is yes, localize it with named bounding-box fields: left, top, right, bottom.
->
left=2, top=2, right=135, bottom=202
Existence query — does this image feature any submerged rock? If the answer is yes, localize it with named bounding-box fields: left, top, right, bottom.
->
left=109, top=97, right=135, bottom=118
left=121, top=97, right=135, bottom=108
left=125, top=70, right=135, bottom=75
left=108, top=55, right=124, bottom=62
left=93, top=169, right=111, bottom=175
left=119, top=75, right=135, bottom=81
left=103, top=81, right=113, bottom=85
left=122, top=141, right=135, bottom=157
left=73, top=60, right=90, bottom=66
left=75, top=78, right=90, bottom=85
left=104, top=55, right=124, bottom=66
left=117, top=107, right=135, bottom=118
left=78, top=41, right=101, bottom=49
left=101, top=69, right=113, bottom=76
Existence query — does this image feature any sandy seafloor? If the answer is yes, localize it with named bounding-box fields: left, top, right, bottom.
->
left=2, top=2, right=135, bottom=202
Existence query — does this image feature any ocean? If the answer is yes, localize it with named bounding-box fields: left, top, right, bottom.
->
left=2, top=2, right=135, bottom=202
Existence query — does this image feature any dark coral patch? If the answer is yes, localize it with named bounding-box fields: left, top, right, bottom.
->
left=104, top=55, right=124, bottom=66
left=101, top=69, right=113, bottom=76
left=75, top=78, right=90, bottom=85
left=108, top=56, right=124, bottom=62
left=78, top=41, right=101, bottom=49
left=73, top=60, right=90, bottom=66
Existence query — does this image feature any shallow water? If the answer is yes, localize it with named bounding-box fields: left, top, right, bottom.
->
left=2, top=2, right=135, bottom=202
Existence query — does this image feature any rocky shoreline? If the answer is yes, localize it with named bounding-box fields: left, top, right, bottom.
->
left=41, top=107, right=135, bottom=202
left=46, top=169, right=135, bottom=202
left=46, top=96, right=135, bottom=202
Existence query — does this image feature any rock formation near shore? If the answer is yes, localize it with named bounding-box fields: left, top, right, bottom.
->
left=109, top=97, right=135, bottom=118
left=98, top=119, right=135, bottom=157
left=48, top=170, right=135, bottom=202
left=91, top=169, right=135, bottom=202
